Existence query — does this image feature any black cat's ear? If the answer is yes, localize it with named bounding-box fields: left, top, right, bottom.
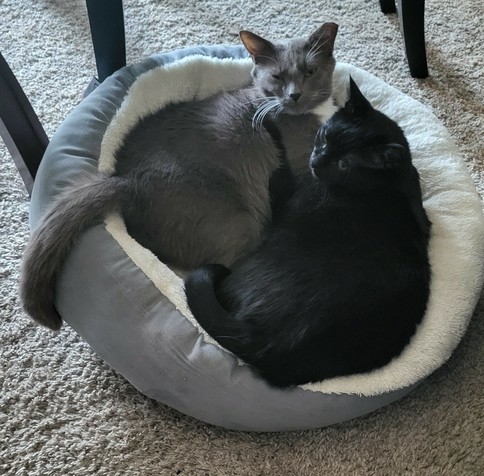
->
left=307, top=22, right=339, bottom=56
left=240, top=31, right=277, bottom=64
left=344, top=77, right=373, bottom=115
left=365, top=143, right=407, bottom=170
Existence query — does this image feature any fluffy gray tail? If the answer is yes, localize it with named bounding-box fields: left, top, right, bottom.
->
left=20, top=174, right=131, bottom=330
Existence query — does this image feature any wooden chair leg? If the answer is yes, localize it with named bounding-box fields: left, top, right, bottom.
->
left=398, top=0, right=428, bottom=78
left=0, top=52, right=49, bottom=196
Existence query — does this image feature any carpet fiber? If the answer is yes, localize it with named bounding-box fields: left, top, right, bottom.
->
left=1, top=0, right=483, bottom=474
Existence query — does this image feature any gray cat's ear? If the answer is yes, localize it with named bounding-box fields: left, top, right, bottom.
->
left=307, top=22, right=339, bottom=56
left=344, top=77, right=373, bottom=115
left=240, top=31, right=277, bottom=64
left=365, top=143, right=407, bottom=170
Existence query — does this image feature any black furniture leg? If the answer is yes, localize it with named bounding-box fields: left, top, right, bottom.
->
left=1, top=1, right=127, bottom=195
left=398, top=0, right=428, bottom=78
left=0, top=52, right=49, bottom=195
left=86, top=0, right=126, bottom=83
left=379, top=0, right=396, bottom=14
left=379, top=0, right=428, bottom=78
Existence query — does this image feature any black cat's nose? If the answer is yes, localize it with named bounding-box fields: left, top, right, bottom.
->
left=310, top=153, right=324, bottom=179
left=290, top=92, right=301, bottom=103
left=310, top=152, right=321, bottom=169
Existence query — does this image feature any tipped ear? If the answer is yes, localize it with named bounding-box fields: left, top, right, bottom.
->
left=307, top=22, right=339, bottom=56
left=240, top=30, right=277, bottom=64
left=364, top=143, right=407, bottom=170
left=344, top=77, right=373, bottom=115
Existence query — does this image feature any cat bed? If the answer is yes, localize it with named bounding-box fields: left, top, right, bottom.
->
left=30, top=45, right=484, bottom=432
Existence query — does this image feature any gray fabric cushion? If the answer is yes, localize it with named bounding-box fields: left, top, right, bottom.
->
left=29, top=46, right=483, bottom=431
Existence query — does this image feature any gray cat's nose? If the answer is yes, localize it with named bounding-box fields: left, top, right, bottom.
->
left=290, top=92, right=301, bottom=103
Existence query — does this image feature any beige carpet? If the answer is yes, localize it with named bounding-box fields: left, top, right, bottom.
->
left=1, top=0, right=483, bottom=474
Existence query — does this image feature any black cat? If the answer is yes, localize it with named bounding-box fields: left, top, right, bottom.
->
left=184, top=78, right=431, bottom=388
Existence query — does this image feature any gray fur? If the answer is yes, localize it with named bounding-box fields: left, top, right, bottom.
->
left=20, top=23, right=338, bottom=330
left=20, top=175, right=130, bottom=330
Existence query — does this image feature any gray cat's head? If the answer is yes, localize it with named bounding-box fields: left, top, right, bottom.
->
left=240, top=23, right=338, bottom=116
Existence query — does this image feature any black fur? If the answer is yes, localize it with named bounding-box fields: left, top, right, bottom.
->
left=185, top=78, right=431, bottom=388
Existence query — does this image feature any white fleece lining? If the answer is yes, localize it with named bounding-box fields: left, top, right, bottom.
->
left=99, top=56, right=254, bottom=174
left=100, top=56, right=484, bottom=396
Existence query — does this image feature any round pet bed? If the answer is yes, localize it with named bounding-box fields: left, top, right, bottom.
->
left=30, top=45, right=484, bottom=432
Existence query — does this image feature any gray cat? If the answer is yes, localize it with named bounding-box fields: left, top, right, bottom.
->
left=20, top=23, right=338, bottom=330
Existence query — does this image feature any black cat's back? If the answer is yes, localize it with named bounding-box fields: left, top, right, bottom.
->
left=215, top=182, right=430, bottom=386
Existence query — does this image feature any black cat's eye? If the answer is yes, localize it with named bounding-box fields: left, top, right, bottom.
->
left=337, top=159, right=349, bottom=171
left=272, top=73, right=281, bottom=80
left=305, top=68, right=316, bottom=77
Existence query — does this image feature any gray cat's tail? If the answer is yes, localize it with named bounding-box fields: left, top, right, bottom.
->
left=20, top=174, right=131, bottom=331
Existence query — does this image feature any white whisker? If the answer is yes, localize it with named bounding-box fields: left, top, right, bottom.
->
left=305, top=38, right=328, bottom=64
left=252, top=98, right=281, bottom=130
left=275, top=104, right=285, bottom=118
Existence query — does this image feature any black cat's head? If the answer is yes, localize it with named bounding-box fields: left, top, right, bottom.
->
left=310, top=78, right=412, bottom=192
left=240, top=23, right=338, bottom=115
